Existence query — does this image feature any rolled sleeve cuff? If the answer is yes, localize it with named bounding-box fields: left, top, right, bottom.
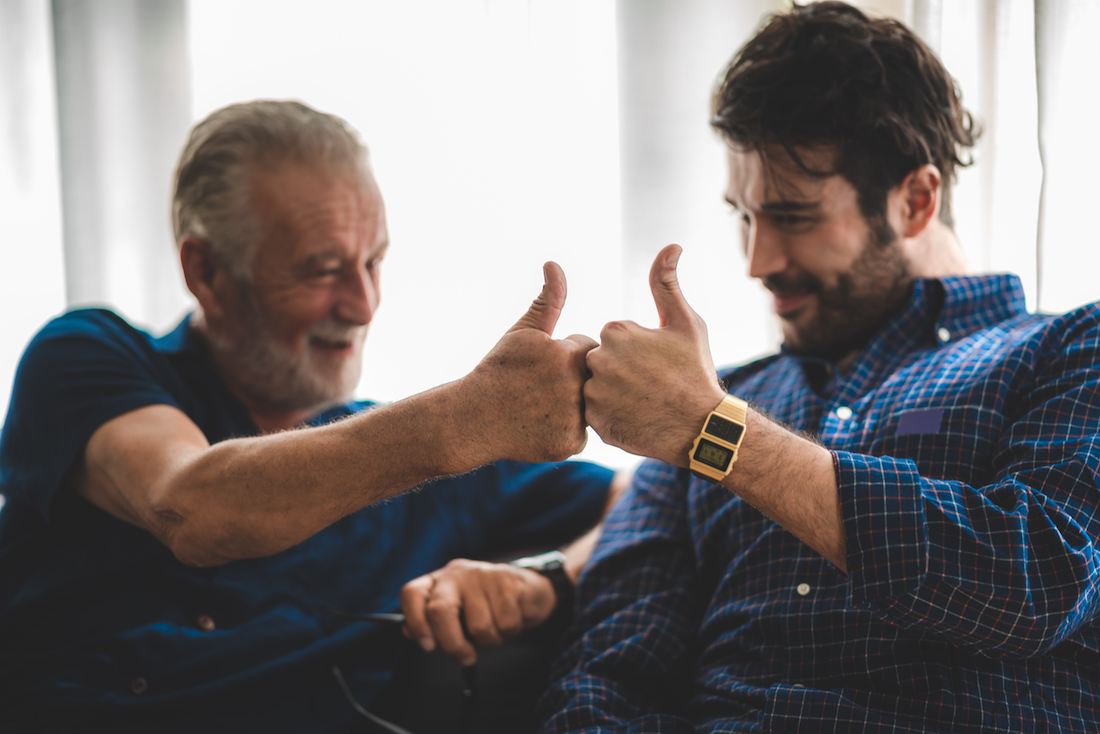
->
left=836, top=451, right=928, bottom=607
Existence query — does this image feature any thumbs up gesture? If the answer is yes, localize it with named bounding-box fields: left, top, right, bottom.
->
left=458, top=262, right=597, bottom=466
left=585, top=245, right=727, bottom=466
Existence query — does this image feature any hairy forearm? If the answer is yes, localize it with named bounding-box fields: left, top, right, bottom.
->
left=722, top=410, right=847, bottom=570
left=93, top=381, right=492, bottom=566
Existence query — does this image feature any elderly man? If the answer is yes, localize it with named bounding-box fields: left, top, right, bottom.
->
left=542, top=3, right=1100, bottom=731
left=0, top=100, right=617, bottom=731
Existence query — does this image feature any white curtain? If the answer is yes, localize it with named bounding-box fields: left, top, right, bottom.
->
left=0, top=0, right=191, bottom=425
left=51, top=0, right=192, bottom=327
left=911, top=0, right=1100, bottom=313
left=0, top=0, right=66, bottom=424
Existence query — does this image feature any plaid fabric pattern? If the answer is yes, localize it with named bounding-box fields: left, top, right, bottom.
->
left=541, top=275, right=1100, bottom=733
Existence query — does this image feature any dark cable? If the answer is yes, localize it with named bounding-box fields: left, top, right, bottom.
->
left=331, top=666, right=417, bottom=734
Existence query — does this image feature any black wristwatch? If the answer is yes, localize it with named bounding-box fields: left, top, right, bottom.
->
left=511, top=550, right=575, bottom=629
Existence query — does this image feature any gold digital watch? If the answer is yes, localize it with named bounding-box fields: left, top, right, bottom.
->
left=689, top=395, right=748, bottom=482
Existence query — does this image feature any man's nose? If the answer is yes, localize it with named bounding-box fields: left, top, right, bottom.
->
left=745, top=221, right=789, bottom=279
left=336, top=267, right=378, bottom=326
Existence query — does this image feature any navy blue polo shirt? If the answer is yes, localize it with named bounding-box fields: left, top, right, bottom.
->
left=0, top=309, right=612, bottom=732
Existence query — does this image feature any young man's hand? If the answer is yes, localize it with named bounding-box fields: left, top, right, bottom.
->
left=584, top=244, right=726, bottom=466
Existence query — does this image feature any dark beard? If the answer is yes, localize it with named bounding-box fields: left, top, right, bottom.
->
left=766, top=216, right=914, bottom=362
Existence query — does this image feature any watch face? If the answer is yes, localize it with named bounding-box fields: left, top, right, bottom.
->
left=706, top=414, right=745, bottom=445
left=693, top=438, right=733, bottom=470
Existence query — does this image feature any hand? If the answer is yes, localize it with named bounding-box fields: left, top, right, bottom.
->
left=399, top=559, right=558, bottom=666
left=584, top=245, right=726, bottom=466
left=459, top=262, right=597, bottom=466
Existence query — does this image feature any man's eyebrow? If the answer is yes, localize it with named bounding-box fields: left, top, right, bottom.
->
left=723, top=197, right=821, bottom=212
left=760, top=199, right=821, bottom=213
left=300, top=247, right=346, bottom=265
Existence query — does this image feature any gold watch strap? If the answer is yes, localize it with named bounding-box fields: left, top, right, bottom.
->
left=712, top=394, right=748, bottom=427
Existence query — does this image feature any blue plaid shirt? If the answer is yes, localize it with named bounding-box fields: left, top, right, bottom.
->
left=541, top=275, right=1100, bottom=732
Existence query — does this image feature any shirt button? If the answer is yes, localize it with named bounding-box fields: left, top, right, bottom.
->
left=196, top=614, right=216, bottom=632
left=796, top=583, right=812, bottom=596
left=834, top=406, right=853, bottom=420
left=130, top=677, right=148, bottom=695
left=937, top=327, right=951, bottom=343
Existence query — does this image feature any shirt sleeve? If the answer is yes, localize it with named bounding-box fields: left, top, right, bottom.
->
left=538, top=459, right=700, bottom=733
left=0, top=310, right=181, bottom=523
left=840, top=312, right=1100, bottom=658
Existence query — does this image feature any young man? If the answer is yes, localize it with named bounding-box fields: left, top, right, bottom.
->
left=543, top=3, right=1100, bottom=730
left=0, top=100, right=619, bottom=731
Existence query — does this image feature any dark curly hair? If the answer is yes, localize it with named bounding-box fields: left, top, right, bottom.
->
left=711, top=1, right=978, bottom=228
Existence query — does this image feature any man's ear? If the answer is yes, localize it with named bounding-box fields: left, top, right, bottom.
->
left=894, top=164, right=942, bottom=239
left=180, top=236, right=228, bottom=321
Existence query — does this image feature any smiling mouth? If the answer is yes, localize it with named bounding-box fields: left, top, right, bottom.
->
left=770, top=290, right=813, bottom=317
left=310, top=336, right=357, bottom=352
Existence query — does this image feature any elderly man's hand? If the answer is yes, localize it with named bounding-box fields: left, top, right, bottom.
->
left=399, top=559, right=557, bottom=667
left=458, top=262, right=596, bottom=466
left=584, top=245, right=727, bottom=466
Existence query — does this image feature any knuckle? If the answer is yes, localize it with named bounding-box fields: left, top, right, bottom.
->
left=425, top=597, right=457, bottom=620
left=444, top=558, right=476, bottom=574
left=497, top=611, right=523, bottom=637
left=465, top=617, right=493, bottom=639
left=601, top=320, right=628, bottom=337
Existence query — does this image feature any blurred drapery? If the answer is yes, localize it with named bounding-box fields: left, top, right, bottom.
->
left=1, top=0, right=1098, bottom=468
left=51, top=0, right=192, bottom=326
left=914, top=0, right=1100, bottom=314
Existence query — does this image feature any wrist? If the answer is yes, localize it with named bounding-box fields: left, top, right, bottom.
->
left=512, top=550, right=574, bottom=629
left=672, top=384, right=730, bottom=465
left=424, top=379, right=493, bottom=476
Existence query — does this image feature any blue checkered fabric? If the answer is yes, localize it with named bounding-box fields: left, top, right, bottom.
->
left=541, top=275, right=1100, bottom=732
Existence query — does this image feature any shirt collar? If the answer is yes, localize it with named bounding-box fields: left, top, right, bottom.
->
left=935, top=273, right=1028, bottom=339
left=782, top=274, right=1027, bottom=362
left=865, top=273, right=1028, bottom=360
left=777, top=274, right=1028, bottom=397
left=150, top=312, right=201, bottom=356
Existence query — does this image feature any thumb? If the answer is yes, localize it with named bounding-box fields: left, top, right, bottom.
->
left=510, top=261, right=566, bottom=335
left=649, top=244, right=693, bottom=328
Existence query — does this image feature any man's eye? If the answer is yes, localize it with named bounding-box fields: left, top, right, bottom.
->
left=728, top=207, right=750, bottom=225
left=773, top=214, right=811, bottom=227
